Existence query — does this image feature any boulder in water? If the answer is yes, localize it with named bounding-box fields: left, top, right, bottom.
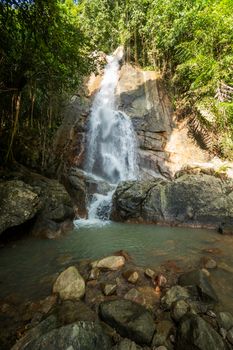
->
left=53, top=266, right=85, bottom=300
left=91, top=256, right=125, bottom=270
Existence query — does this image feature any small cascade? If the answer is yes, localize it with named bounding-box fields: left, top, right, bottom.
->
left=75, top=47, right=138, bottom=227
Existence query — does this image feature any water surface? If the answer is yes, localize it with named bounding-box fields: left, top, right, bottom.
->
left=0, top=223, right=232, bottom=312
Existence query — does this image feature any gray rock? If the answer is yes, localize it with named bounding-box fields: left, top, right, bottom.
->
left=11, top=315, right=58, bottom=350
left=178, top=269, right=218, bottom=303
left=0, top=180, right=41, bottom=235
left=99, top=299, right=155, bottom=345
left=111, top=174, right=233, bottom=229
left=171, top=299, right=190, bottom=322
left=53, top=266, right=85, bottom=300
left=176, top=313, right=227, bottom=350
left=217, top=312, right=233, bottom=331
left=161, top=286, right=190, bottom=310
left=21, top=321, right=112, bottom=350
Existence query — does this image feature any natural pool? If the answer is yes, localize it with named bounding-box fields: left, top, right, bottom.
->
left=0, top=223, right=233, bottom=312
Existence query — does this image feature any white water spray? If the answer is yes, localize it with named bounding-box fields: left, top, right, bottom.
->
left=75, top=47, right=138, bottom=227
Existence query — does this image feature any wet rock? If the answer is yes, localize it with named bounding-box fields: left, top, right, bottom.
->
left=161, top=286, right=190, bottom=310
left=123, top=270, right=139, bottom=284
left=154, top=346, right=168, bottom=350
left=92, top=256, right=125, bottom=270
left=153, top=274, right=167, bottom=288
left=53, top=266, right=85, bottom=300
left=11, top=315, right=59, bottom=350
left=227, top=328, right=233, bottom=345
left=102, top=284, right=117, bottom=296
left=0, top=180, right=41, bottom=235
left=112, top=174, right=233, bottom=228
left=217, top=312, right=233, bottom=331
left=152, top=320, right=173, bottom=348
left=99, top=299, right=155, bottom=345
left=220, top=327, right=227, bottom=339
left=19, top=321, right=112, bottom=350
left=144, top=268, right=156, bottom=279
left=56, top=300, right=97, bottom=324
left=171, top=299, right=190, bottom=322
left=178, top=269, right=218, bottom=303
left=112, top=338, right=142, bottom=350
left=176, top=313, right=227, bottom=350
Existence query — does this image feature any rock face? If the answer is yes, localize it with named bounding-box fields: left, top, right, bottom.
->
left=0, top=171, right=75, bottom=238
left=0, top=180, right=41, bottom=235
left=111, top=174, right=233, bottom=229
left=99, top=299, right=155, bottom=345
left=53, top=266, right=85, bottom=300
left=116, top=64, right=173, bottom=178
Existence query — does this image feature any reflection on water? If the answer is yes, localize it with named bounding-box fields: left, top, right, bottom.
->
left=0, top=223, right=233, bottom=311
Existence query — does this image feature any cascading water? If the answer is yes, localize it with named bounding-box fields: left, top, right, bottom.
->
left=75, top=47, right=138, bottom=227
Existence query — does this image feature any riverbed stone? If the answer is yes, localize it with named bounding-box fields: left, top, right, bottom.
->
left=123, top=270, right=139, bottom=284
left=20, top=321, right=112, bottom=350
left=161, top=286, right=190, bottom=310
left=144, top=268, right=156, bottom=279
left=217, top=312, right=233, bottom=331
left=170, top=299, right=190, bottom=322
left=176, top=313, right=227, bottom=350
left=102, top=284, right=117, bottom=296
left=92, top=256, right=125, bottom=270
left=53, top=266, right=85, bottom=300
left=178, top=269, right=218, bottom=303
left=56, top=300, right=97, bottom=324
left=99, top=299, right=155, bottom=345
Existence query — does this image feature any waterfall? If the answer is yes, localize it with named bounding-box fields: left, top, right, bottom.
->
left=75, top=47, right=138, bottom=227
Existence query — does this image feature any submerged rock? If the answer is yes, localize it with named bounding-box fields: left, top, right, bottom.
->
left=92, top=256, right=125, bottom=270
left=152, top=320, right=174, bottom=348
left=176, top=314, right=227, bottom=350
left=217, top=312, right=233, bottom=331
left=99, top=299, right=155, bottom=345
left=112, top=338, right=142, bottom=350
left=178, top=269, right=218, bottom=303
left=53, top=266, right=85, bottom=300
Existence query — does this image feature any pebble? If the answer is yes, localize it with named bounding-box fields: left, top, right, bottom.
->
left=145, top=268, right=156, bottom=279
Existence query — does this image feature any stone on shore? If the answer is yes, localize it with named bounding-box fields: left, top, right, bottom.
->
left=92, top=256, right=125, bottom=270
left=53, top=266, right=85, bottom=300
left=99, top=299, right=155, bottom=345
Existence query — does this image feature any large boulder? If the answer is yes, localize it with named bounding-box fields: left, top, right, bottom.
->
left=111, top=174, right=233, bottom=229
left=0, top=180, right=41, bottom=235
left=178, top=269, right=219, bottom=304
left=176, top=314, right=227, bottom=350
left=53, top=266, right=85, bottom=300
left=99, top=299, right=155, bottom=345
left=17, top=321, right=112, bottom=350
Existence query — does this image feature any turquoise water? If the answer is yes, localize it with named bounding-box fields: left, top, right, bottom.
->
left=0, top=223, right=233, bottom=311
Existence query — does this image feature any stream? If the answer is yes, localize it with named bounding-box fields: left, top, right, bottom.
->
left=0, top=223, right=233, bottom=313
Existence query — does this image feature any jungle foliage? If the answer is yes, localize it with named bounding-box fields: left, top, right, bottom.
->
left=0, top=0, right=232, bottom=170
